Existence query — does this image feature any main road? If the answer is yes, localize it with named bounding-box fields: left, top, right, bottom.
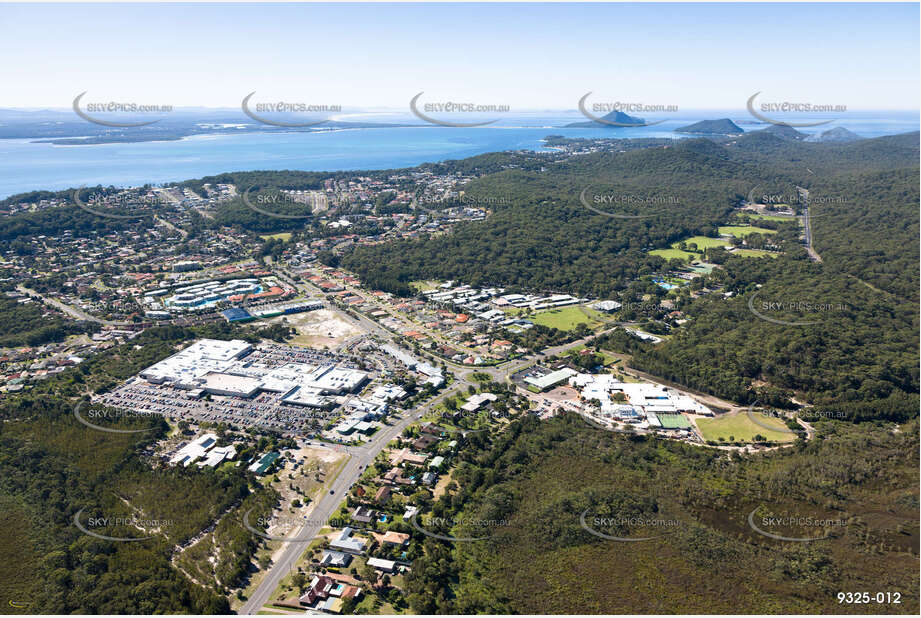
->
left=796, top=186, right=822, bottom=263
left=239, top=381, right=465, bottom=614
left=17, top=285, right=135, bottom=327
left=241, top=268, right=668, bottom=613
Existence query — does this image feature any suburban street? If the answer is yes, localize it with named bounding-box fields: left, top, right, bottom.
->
left=239, top=381, right=465, bottom=614
left=17, top=285, right=134, bottom=327
left=242, top=269, right=736, bottom=613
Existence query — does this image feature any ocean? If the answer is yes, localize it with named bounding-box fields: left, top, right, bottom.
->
left=0, top=111, right=917, bottom=199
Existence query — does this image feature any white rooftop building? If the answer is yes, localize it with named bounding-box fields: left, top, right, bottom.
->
left=137, top=339, right=368, bottom=401
left=141, top=339, right=253, bottom=388
left=169, top=433, right=219, bottom=467
left=569, top=373, right=712, bottom=419
left=461, top=392, right=498, bottom=412
left=202, top=372, right=262, bottom=397
left=197, top=445, right=237, bottom=468
left=524, top=367, right=577, bottom=391
left=330, top=527, right=366, bottom=554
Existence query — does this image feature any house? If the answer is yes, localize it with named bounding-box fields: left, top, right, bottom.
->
left=329, top=527, right=367, bottom=555
left=381, top=530, right=410, bottom=547
left=389, top=447, right=429, bottom=466
left=382, top=467, right=413, bottom=486
left=420, top=422, right=441, bottom=435
left=300, top=575, right=335, bottom=605
left=422, top=471, right=437, bottom=485
left=320, top=550, right=353, bottom=568
left=375, top=486, right=392, bottom=503
left=428, top=455, right=445, bottom=469
left=461, top=392, right=498, bottom=412
left=366, top=557, right=397, bottom=573
left=352, top=505, right=376, bottom=524
left=413, top=434, right=439, bottom=450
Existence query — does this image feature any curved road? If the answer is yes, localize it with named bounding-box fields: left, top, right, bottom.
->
left=17, top=285, right=134, bottom=327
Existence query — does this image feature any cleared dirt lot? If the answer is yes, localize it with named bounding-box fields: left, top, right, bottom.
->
left=268, top=309, right=363, bottom=349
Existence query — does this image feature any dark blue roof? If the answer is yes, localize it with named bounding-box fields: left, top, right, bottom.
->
left=221, top=307, right=252, bottom=322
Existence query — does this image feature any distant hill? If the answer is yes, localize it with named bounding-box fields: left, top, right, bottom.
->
left=805, top=127, right=862, bottom=143
left=675, top=118, right=744, bottom=135
left=566, top=109, right=646, bottom=128
left=754, top=124, right=806, bottom=140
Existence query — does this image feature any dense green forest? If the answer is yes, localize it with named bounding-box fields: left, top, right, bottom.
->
left=0, top=294, right=99, bottom=347
left=0, top=324, right=278, bottom=614
left=405, top=415, right=919, bottom=614
left=340, top=133, right=918, bottom=296
left=337, top=132, right=920, bottom=419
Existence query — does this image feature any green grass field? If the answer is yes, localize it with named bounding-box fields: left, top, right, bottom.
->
left=649, top=236, right=731, bottom=262
left=697, top=411, right=796, bottom=443
left=657, top=413, right=693, bottom=429
left=718, top=225, right=777, bottom=238
left=532, top=305, right=605, bottom=331
left=733, top=249, right=780, bottom=258
left=259, top=232, right=292, bottom=241
left=649, top=248, right=696, bottom=262
left=410, top=280, right=441, bottom=292
left=675, top=236, right=731, bottom=250
left=743, top=213, right=799, bottom=222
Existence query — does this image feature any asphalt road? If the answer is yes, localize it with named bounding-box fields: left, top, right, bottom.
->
left=239, top=382, right=464, bottom=614
left=17, top=285, right=134, bottom=327
left=240, top=274, right=649, bottom=613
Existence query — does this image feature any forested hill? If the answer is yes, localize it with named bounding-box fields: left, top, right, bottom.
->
left=0, top=325, right=279, bottom=614
left=404, top=415, right=919, bottom=614
left=338, top=132, right=919, bottom=420
left=340, top=132, right=919, bottom=297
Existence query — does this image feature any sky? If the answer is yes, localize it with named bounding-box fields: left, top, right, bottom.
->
left=1, top=2, right=918, bottom=111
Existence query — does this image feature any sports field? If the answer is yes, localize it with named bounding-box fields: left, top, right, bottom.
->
left=260, top=232, right=293, bottom=241
left=657, top=413, right=693, bottom=429
left=744, top=213, right=798, bottom=222
left=733, top=249, right=780, bottom=258
left=676, top=236, right=731, bottom=250
left=718, top=225, right=777, bottom=238
left=649, top=248, right=696, bottom=262
left=532, top=305, right=605, bottom=331
left=697, top=411, right=796, bottom=443
left=648, top=235, right=732, bottom=262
